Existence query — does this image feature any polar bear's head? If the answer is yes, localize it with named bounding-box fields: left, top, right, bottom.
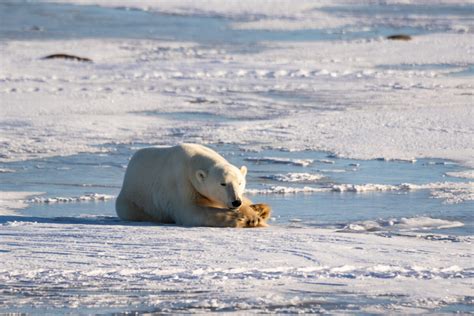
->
left=195, top=164, right=247, bottom=209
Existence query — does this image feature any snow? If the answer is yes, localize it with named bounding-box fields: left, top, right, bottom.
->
left=0, top=34, right=474, bottom=165
left=0, top=219, right=472, bottom=313
left=0, top=191, right=44, bottom=215
left=1, top=32, right=473, bottom=165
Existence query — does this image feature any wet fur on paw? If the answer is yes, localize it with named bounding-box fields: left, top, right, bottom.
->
left=249, top=203, right=271, bottom=221
left=237, top=203, right=272, bottom=228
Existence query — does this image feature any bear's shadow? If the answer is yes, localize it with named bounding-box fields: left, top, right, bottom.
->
left=0, top=215, right=171, bottom=227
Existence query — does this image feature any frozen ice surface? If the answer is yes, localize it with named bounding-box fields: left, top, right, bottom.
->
left=0, top=0, right=473, bottom=314
left=446, top=170, right=474, bottom=179
left=341, top=216, right=465, bottom=232
left=1, top=1, right=473, bottom=166
left=0, top=191, right=44, bottom=215
left=261, top=172, right=326, bottom=183
left=29, top=193, right=114, bottom=204
left=0, top=218, right=473, bottom=314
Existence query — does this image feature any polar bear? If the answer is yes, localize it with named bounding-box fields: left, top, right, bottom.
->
left=116, top=143, right=271, bottom=227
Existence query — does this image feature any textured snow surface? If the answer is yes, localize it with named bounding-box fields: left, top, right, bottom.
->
left=1, top=33, right=473, bottom=167
left=0, top=219, right=472, bottom=314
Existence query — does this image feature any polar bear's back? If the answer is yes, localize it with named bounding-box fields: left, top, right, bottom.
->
left=117, top=144, right=228, bottom=217
left=121, top=146, right=182, bottom=192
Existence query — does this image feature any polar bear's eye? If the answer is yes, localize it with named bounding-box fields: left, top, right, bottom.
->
left=220, top=183, right=226, bottom=186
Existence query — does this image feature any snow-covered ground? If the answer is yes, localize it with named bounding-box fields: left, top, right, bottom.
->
left=0, top=0, right=473, bottom=314
left=1, top=1, right=473, bottom=165
left=0, top=217, right=472, bottom=314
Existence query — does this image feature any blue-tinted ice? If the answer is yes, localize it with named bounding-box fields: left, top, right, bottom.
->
left=1, top=144, right=471, bottom=236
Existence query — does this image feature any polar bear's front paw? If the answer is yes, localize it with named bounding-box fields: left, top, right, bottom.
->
left=246, top=212, right=262, bottom=227
left=236, top=203, right=272, bottom=228
left=237, top=211, right=262, bottom=228
left=249, top=203, right=271, bottom=221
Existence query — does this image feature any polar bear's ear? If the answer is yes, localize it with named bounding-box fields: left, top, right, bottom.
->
left=240, top=166, right=247, bottom=177
left=196, top=170, right=207, bottom=183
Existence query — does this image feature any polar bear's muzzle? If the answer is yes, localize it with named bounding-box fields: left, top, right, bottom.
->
left=231, top=199, right=242, bottom=209
left=226, top=185, right=243, bottom=209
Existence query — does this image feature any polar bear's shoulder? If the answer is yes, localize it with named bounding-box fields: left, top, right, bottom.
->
left=130, top=144, right=227, bottom=168
left=179, top=143, right=228, bottom=164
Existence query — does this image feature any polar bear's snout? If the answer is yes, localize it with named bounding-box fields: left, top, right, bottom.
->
left=232, top=199, right=242, bottom=208
left=225, top=181, right=244, bottom=209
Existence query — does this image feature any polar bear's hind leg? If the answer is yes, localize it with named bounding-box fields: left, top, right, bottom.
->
left=116, top=195, right=153, bottom=221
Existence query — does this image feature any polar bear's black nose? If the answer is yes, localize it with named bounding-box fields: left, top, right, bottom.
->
left=232, top=199, right=242, bottom=208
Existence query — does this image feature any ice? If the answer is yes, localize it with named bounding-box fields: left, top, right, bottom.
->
left=261, top=172, right=325, bottom=182
left=398, top=217, right=464, bottom=230
left=245, top=157, right=314, bottom=167
left=246, top=186, right=329, bottom=194
left=29, top=193, right=114, bottom=203
left=332, top=183, right=402, bottom=192
left=0, top=219, right=472, bottom=314
left=446, top=170, right=474, bottom=179
left=341, top=216, right=465, bottom=232
left=247, top=181, right=474, bottom=204
left=0, top=168, right=15, bottom=173
left=0, top=191, right=44, bottom=215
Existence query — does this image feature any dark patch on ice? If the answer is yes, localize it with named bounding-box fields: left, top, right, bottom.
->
left=28, top=25, right=43, bottom=32
left=386, top=34, right=412, bottom=41
left=189, top=97, right=218, bottom=104
left=311, top=282, right=347, bottom=287
left=42, top=54, right=93, bottom=63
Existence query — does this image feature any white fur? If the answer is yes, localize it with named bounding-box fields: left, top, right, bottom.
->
left=116, top=143, right=249, bottom=227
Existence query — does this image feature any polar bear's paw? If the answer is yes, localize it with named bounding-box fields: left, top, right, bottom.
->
left=237, top=203, right=272, bottom=228
left=250, top=203, right=271, bottom=221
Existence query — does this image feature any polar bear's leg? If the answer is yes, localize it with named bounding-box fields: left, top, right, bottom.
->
left=179, top=204, right=267, bottom=228
left=174, top=205, right=240, bottom=227
left=116, top=194, right=154, bottom=221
